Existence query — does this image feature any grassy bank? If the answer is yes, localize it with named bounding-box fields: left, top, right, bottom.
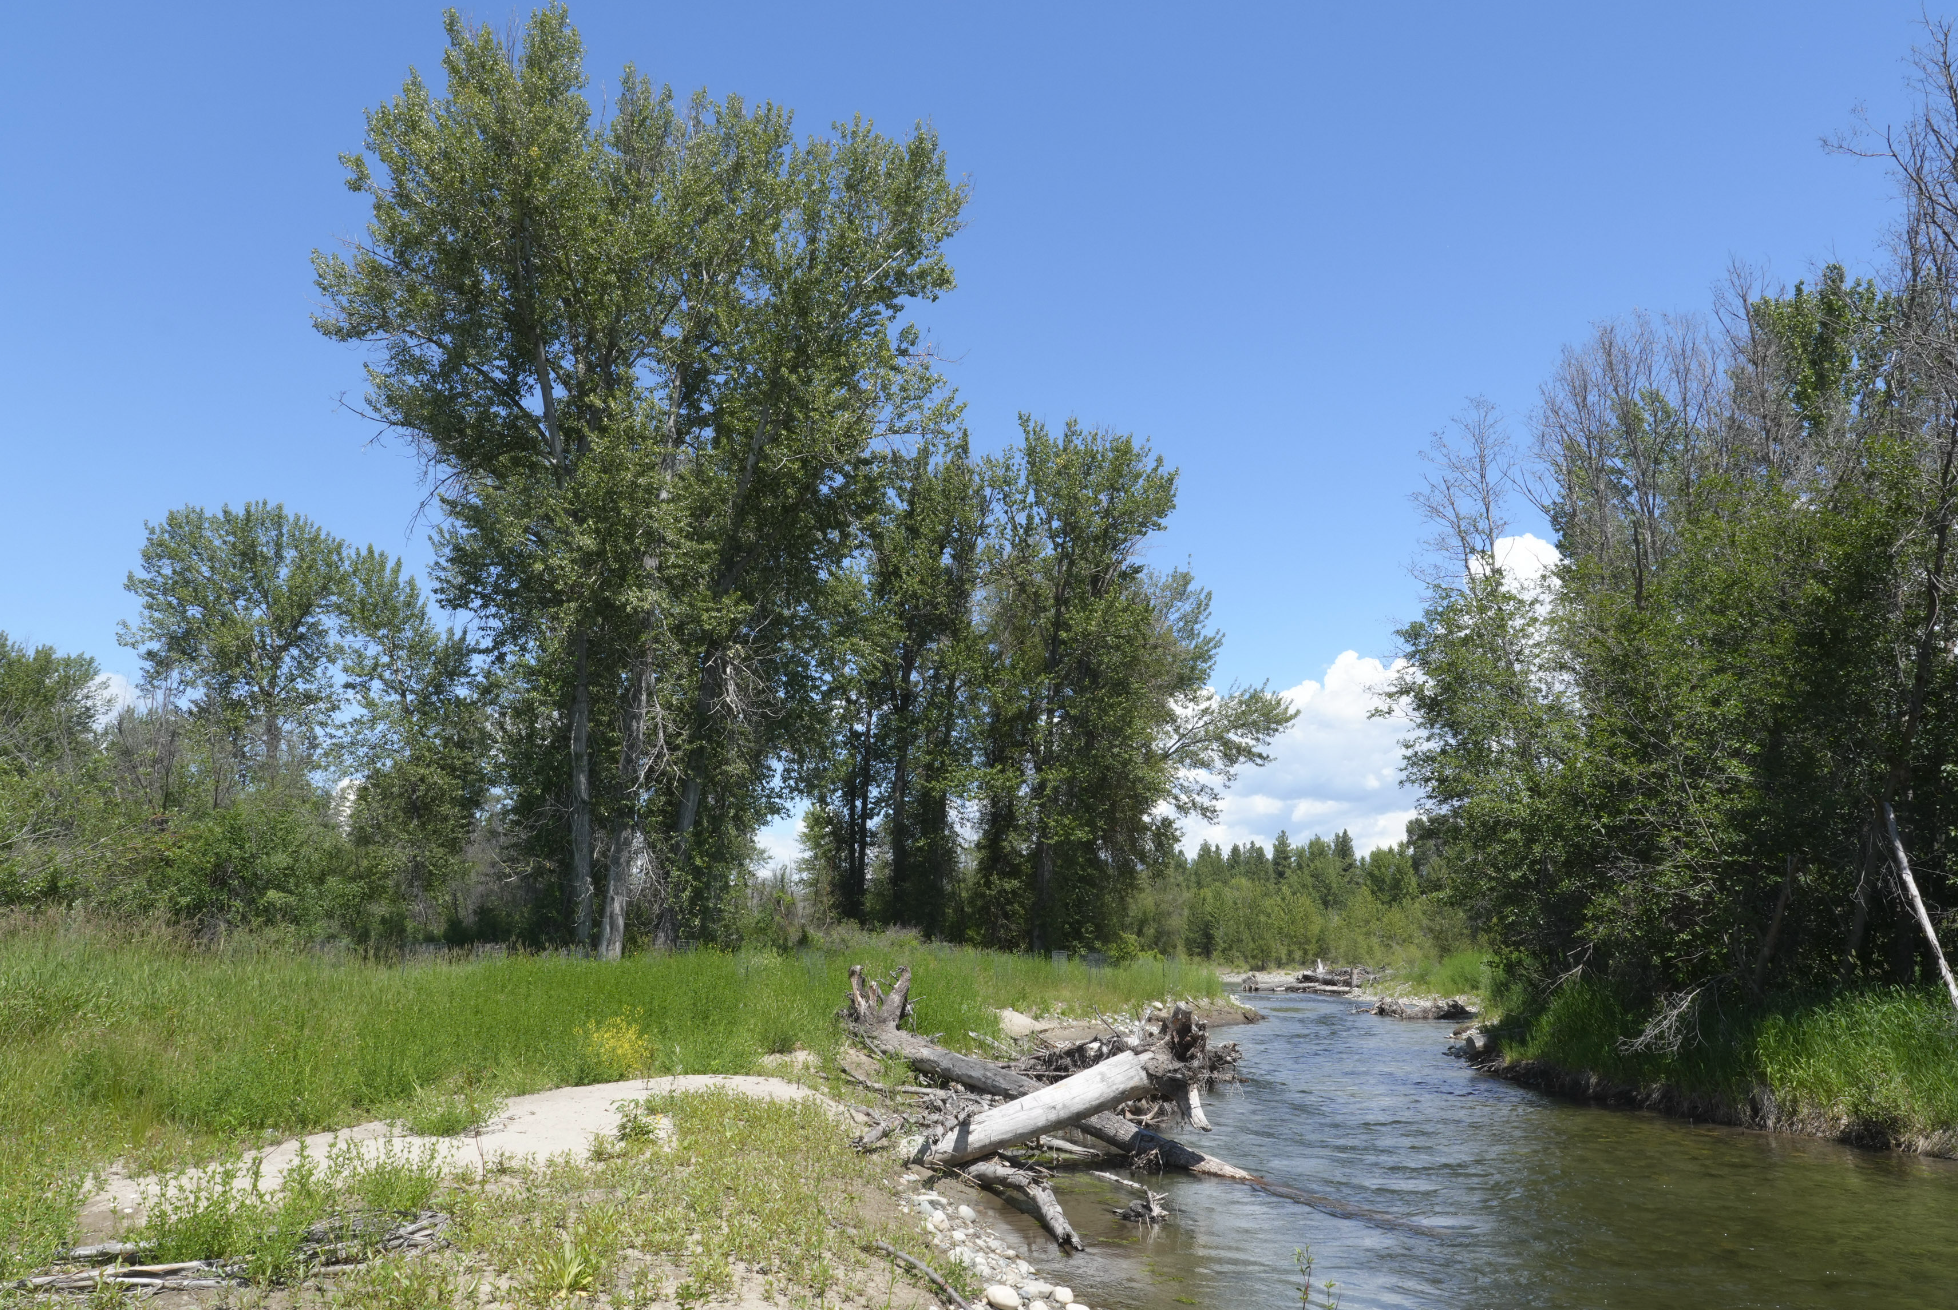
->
left=1496, top=979, right=1958, bottom=1152
left=0, top=913, right=1217, bottom=1280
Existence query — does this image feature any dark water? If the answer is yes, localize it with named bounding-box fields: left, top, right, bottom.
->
left=956, top=995, right=1958, bottom=1309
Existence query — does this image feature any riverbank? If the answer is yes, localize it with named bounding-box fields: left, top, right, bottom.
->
left=1478, top=979, right=1958, bottom=1158
left=0, top=913, right=1219, bottom=1297
left=21, top=1080, right=1115, bottom=1310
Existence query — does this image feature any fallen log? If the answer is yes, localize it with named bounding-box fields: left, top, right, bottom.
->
left=915, top=1051, right=1151, bottom=1166
left=960, top=1157, right=1086, bottom=1251
left=1092, top=1169, right=1169, bottom=1224
left=846, top=965, right=1254, bottom=1178
left=846, top=964, right=1446, bottom=1236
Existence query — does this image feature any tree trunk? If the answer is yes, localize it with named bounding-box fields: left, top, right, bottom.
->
left=571, top=632, right=594, bottom=947
left=1752, top=855, right=1797, bottom=993
left=1841, top=826, right=1875, bottom=984
left=1882, top=802, right=1958, bottom=1012
left=600, top=637, right=656, bottom=961
left=914, top=1051, right=1151, bottom=1166
left=960, top=1158, right=1086, bottom=1251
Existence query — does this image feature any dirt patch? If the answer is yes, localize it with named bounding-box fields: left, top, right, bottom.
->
left=82, top=1075, right=842, bottom=1236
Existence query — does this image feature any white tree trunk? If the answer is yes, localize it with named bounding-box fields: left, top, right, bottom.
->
left=914, top=1051, right=1150, bottom=1167
left=1884, top=802, right=1958, bottom=1012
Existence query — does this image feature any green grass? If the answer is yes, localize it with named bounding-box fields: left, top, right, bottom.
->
left=441, top=1089, right=946, bottom=1308
left=1392, top=948, right=1490, bottom=997
left=1504, top=978, right=1958, bottom=1147
left=0, top=912, right=1217, bottom=1279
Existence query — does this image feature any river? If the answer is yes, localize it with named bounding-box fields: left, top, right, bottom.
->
left=955, top=993, right=1958, bottom=1308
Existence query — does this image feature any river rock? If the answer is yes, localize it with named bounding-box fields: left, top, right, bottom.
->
left=1021, top=1281, right=1054, bottom=1299
left=1051, top=1288, right=1074, bottom=1305
left=958, top=1204, right=977, bottom=1220
left=985, top=1286, right=1023, bottom=1309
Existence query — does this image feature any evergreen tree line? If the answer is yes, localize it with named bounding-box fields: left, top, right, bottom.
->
left=1109, top=828, right=1465, bottom=970
left=1393, top=26, right=1958, bottom=1031
left=0, top=5, right=1294, bottom=954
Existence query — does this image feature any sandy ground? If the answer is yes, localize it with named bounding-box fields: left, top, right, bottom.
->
left=80, top=1074, right=840, bottom=1238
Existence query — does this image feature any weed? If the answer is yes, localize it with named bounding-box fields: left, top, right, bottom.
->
left=1294, top=1246, right=1340, bottom=1309
left=336, top=1252, right=477, bottom=1310
left=582, top=1014, right=656, bottom=1080
left=531, top=1231, right=600, bottom=1299
left=397, top=1072, right=506, bottom=1138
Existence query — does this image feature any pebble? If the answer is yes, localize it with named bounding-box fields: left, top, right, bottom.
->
left=903, top=1186, right=1091, bottom=1310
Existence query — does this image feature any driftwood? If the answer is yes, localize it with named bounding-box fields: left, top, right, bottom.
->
left=1370, top=996, right=1476, bottom=1021
left=960, top=1156, right=1087, bottom=1251
left=868, top=1240, right=974, bottom=1310
left=19, top=1213, right=448, bottom=1293
left=915, top=1050, right=1151, bottom=1166
left=845, top=964, right=1446, bottom=1238
left=1091, top=1170, right=1169, bottom=1223
left=845, top=966, right=1250, bottom=1175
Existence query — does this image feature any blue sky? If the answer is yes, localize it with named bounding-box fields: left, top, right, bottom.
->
left=0, top=1, right=1929, bottom=857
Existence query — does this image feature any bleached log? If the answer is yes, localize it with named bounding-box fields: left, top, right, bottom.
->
left=1884, top=802, right=1958, bottom=1012
left=915, top=1051, right=1150, bottom=1166
left=1166, top=1076, right=1211, bottom=1131
left=849, top=965, right=1255, bottom=1179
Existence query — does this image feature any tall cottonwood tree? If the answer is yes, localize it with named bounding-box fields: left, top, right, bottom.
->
left=972, top=419, right=1293, bottom=950
left=799, top=419, right=1291, bottom=950
left=317, top=4, right=964, bottom=952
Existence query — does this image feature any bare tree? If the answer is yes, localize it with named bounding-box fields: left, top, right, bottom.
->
left=1411, top=396, right=1515, bottom=584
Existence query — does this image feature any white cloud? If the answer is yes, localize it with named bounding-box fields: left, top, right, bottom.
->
left=90, top=673, right=141, bottom=726
left=1492, top=531, right=1560, bottom=584
left=1185, top=650, right=1417, bottom=856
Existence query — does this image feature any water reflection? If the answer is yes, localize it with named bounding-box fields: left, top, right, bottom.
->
left=955, top=995, right=1958, bottom=1309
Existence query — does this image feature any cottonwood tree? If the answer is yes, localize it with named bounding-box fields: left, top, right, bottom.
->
left=317, top=3, right=964, bottom=953
left=970, top=419, right=1293, bottom=950
left=1388, top=21, right=1958, bottom=1015
left=120, top=502, right=347, bottom=798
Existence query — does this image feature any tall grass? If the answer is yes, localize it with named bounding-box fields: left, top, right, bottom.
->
left=1505, top=977, right=1958, bottom=1147
left=0, top=913, right=1215, bottom=1277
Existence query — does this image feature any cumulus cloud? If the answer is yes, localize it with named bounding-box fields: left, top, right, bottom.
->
left=1491, top=532, right=1560, bottom=585
left=755, top=817, right=803, bottom=872
left=1184, top=650, right=1417, bottom=856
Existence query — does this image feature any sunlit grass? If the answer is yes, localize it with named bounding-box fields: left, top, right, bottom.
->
left=0, top=912, right=1217, bottom=1278
left=1506, top=978, right=1958, bottom=1146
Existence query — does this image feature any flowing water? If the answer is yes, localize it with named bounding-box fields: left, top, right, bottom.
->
left=954, top=994, right=1958, bottom=1309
